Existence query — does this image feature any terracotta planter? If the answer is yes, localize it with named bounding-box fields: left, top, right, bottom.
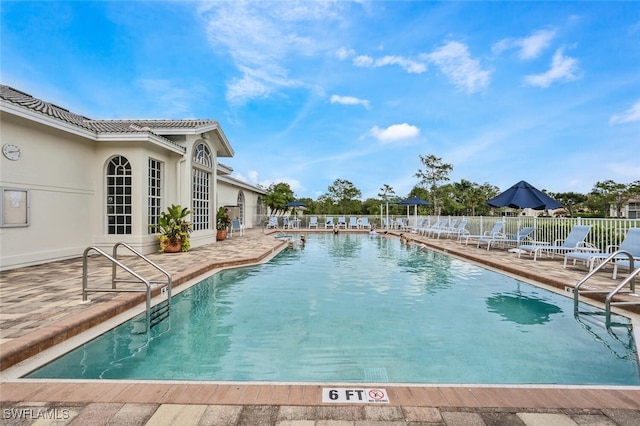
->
left=216, top=230, right=227, bottom=241
left=162, top=240, right=182, bottom=253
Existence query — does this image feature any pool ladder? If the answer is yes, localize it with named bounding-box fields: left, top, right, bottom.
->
left=82, top=242, right=172, bottom=331
left=573, top=250, right=638, bottom=327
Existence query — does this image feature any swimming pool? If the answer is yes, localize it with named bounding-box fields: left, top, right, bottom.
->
left=27, top=234, right=639, bottom=385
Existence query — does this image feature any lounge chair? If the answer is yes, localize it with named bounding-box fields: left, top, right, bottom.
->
left=396, top=218, right=407, bottom=230
left=479, top=226, right=536, bottom=251
left=519, top=225, right=592, bottom=261
left=349, top=217, right=358, bottom=229
left=337, top=217, right=347, bottom=229
left=283, top=217, right=290, bottom=229
left=266, top=216, right=278, bottom=229
left=432, top=219, right=458, bottom=239
left=419, top=219, right=445, bottom=236
left=564, top=228, right=640, bottom=278
left=382, top=218, right=392, bottom=229
left=230, top=219, right=244, bottom=237
left=461, top=221, right=504, bottom=246
left=325, top=217, right=334, bottom=229
left=410, top=218, right=429, bottom=233
left=308, top=216, right=318, bottom=228
left=440, top=219, right=468, bottom=240
left=360, top=217, right=371, bottom=229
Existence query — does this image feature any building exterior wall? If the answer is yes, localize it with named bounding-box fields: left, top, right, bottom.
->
left=217, top=180, right=264, bottom=229
left=1, top=103, right=264, bottom=271
left=1, top=114, right=96, bottom=268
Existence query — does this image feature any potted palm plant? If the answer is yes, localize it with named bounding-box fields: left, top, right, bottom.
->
left=154, top=204, right=192, bottom=253
left=216, top=206, right=232, bottom=240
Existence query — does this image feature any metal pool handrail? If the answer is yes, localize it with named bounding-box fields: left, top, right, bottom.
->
left=573, top=250, right=638, bottom=326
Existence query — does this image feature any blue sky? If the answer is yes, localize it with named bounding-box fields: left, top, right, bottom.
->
left=2, top=1, right=639, bottom=200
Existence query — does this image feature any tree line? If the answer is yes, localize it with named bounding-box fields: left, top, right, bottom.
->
left=260, top=154, right=640, bottom=218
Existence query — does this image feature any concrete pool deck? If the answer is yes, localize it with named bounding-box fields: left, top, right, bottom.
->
left=1, top=228, right=640, bottom=425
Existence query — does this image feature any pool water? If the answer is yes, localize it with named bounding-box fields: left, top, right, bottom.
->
left=28, top=234, right=639, bottom=385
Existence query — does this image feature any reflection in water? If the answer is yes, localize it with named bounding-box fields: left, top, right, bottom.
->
left=486, top=292, right=562, bottom=325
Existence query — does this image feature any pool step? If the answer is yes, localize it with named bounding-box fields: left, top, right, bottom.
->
left=150, top=300, right=170, bottom=328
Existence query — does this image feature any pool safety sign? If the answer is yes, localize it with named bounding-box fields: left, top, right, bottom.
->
left=322, top=388, right=390, bottom=404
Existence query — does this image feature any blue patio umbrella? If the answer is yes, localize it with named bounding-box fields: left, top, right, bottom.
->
left=487, top=180, right=563, bottom=211
left=284, top=200, right=306, bottom=225
left=396, top=196, right=432, bottom=207
left=397, top=196, right=432, bottom=227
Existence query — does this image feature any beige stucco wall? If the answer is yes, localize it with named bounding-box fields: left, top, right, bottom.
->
left=1, top=114, right=96, bottom=268
left=217, top=180, right=263, bottom=229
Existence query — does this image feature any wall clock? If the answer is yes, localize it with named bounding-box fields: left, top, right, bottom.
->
left=2, top=144, right=21, bottom=161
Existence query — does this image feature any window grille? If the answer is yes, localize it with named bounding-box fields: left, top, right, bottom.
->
left=106, top=156, right=132, bottom=235
left=148, top=158, right=162, bottom=234
left=192, top=143, right=212, bottom=231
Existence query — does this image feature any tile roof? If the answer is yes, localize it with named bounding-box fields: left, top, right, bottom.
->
left=0, top=85, right=217, bottom=140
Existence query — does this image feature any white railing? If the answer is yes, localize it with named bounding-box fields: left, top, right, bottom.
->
left=255, top=214, right=639, bottom=249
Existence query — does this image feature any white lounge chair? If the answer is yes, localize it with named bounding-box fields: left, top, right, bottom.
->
left=230, top=219, right=244, bottom=237
left=432, top=219, right=458, bottom=239
left=461, top=222, right=504, bottom=246
left=440, top=219, right=468, bottom=240
left=419, top=219, right=445, bottom=236
left=519, top=225, right=592, bottom=261
left=266, top=216, right=278, bottom=228
left=325, top=217, right=334, bottom=229
left=337, top=217, right=347, bottom=229
left=479, top=226, right=535, bottom=251
left=360, top=217, right=371, bottom=229
left=349, top=217, right=358, bottom=229
left=564, top=228, right=640, bottom=278
left=410, top=218, right=429, bottom=234
left=308, top=216, right=318, bottom=228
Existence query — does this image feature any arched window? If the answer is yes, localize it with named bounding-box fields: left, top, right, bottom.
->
left=192, top=143, right=213, bottom=231
left=256, top=196, right=265, bottom=217
left=237, top=191, right=245, bottom=225
left=106, top=156, right=132, bottom=235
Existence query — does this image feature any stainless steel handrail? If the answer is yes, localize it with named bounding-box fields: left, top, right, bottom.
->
left=82, top=243, right=173, bottom=331
left=605, top=265, right=639, bottom=326
left=112, top=242, right=172, bottom=306
left=573, top=250, right=638, bottom=326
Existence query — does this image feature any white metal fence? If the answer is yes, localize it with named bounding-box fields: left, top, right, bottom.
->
left=255, top=214, right=639, bottom=250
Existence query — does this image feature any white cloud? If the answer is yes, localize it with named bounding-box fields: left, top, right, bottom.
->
left=609, top=101, right=640, bottom=124
left=336, top=46, right=355, bottom=60
left=353, top=54, right=427, bottom=74
left=425, top=41, right=491, bottom=93
left=233, top=170, right=260, bottom=185
left=493, top=29, right=556, bottom=60
left=135, top=78, right=200, bottom=116
left=199, top=1, right=346, bottom=105
left=370, top=123, right=420, bottom=143
left=524, top=48, right=580, bottom=88
left=353, top=55, right=374, bottom=67
left=260, top=177, right=303, bottom=192
left=330, top=94, right=370, bottom=109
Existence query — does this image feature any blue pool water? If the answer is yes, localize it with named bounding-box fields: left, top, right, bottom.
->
left=28, top=234, right=639, bottom=384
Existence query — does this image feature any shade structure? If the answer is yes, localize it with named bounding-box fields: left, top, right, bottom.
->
left=396, top=196, right=432, bottom=206
left=396, top=196, right=432, bottom=228
left=486, top=180, right=563, bottom=211
left=284, top=200, right=307, bottom=208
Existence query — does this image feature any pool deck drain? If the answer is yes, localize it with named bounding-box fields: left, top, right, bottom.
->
left=1, top=228, right=640, bottom=425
